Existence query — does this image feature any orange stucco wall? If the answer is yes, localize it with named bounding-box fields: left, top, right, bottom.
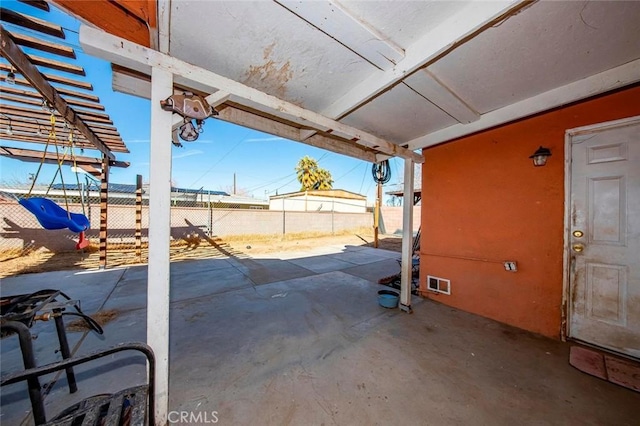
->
left=420, top=85, right=640, bottom=338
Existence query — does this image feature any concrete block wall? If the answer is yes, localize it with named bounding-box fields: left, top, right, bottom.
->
left=380, top=206, right=421, bottom=234
left=281, top=211, right=371, bottom=234
left=0, top=201, right=373, bottom=253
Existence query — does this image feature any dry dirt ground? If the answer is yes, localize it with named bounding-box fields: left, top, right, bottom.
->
left=0, top=232, right=402, bottom=278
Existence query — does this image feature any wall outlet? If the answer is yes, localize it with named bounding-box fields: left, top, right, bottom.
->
left=504, top=261, right=517, bottom=272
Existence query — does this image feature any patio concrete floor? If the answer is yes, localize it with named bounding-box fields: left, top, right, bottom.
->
left=1, top=244, right=638, bottom=425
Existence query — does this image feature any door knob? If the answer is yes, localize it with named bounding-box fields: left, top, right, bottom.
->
left=572, top=243, right=585, bottom=252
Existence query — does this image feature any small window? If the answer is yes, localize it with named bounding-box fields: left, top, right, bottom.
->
left=426, top=275, right=451, bottom=295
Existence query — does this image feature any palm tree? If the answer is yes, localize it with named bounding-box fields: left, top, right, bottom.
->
left=295, top=156, right=333, bottom=191
left=314, top=168, right=334, bottom=190
left=296, top=156, right=318, bottom=190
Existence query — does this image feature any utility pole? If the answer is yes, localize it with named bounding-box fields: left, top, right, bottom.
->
left=233, top=172, right=236, bottom=195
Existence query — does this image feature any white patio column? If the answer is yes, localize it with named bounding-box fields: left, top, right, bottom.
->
left=147, top=66, right=173, bottom=425
left=400, top=158, right=415, bottom=312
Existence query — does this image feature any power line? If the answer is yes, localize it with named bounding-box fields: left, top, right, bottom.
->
left=334, top=161, right=363, bottom=181
left=363, top=179, right=373, bottom=199
left=240, top=153, right=332, bottom=195
left=358, top=162, right=369, bottom=194
left=245, top=172, right=297, bottom=192
left=317, top=152, right=330, bottom=162
left=274, top=175, right=299, bottom=193
left=188, top=129, right=250, bottom=188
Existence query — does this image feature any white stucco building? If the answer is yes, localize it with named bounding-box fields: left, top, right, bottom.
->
left=269, top=189, right=367, bottom=213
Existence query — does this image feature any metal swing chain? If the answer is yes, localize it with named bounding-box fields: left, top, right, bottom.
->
left=55, top=151, right=70, bottom=219
left=47, top=116, right=71, bottom=219
left=69, top=129, right=86, bottom=217
left=46, top=143, right=71, bottom=197
left=26, top=114, right=56, bottom=198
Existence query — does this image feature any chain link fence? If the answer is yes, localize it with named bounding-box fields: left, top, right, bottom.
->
left=0, top=181, right=373, bottom=262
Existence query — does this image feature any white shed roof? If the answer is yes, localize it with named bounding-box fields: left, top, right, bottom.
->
left=270, top=189, right=366, bottom=200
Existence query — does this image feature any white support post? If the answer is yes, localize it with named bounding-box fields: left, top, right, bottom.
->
left=147, top=66, right=173, bottom=426
left=400, top=159, right=415, bottom=313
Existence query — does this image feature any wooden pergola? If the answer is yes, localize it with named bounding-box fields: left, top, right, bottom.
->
left=0, top=1, right=131, bottom=267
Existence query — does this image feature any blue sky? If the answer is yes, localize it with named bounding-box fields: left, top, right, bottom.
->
left=0, top=1, right=405, bottom=204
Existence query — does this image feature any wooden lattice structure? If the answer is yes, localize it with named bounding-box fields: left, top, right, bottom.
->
left=0, top=0, right=130, bottom=267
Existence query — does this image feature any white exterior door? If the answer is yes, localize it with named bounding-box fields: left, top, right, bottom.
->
left=568, top=116, right=640, bottom=358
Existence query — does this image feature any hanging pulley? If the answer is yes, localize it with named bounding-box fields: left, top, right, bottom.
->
left=171, top=118, right=205, bottom=147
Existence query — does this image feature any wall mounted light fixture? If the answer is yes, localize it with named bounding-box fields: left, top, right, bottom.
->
left=529, top=146, right=551, bottom=167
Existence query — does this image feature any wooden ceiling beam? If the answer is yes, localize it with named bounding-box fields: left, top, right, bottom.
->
left=1, top=26, right=114, bottom=158
left=404, top=71, right=480, bottom=124
left=0, top=104, right=114, bottom=125
left=4, top=120, right=123, bottom=143
left=0, top=63, right=93, bottom=89
left=217, top=106, right=377, bottom=162
left=7, top=31, right=76, bottom=58
left=68, top=121, right=119, bottom=133
left=0, top=115, right=124, bottom=141
left=318, top=1, right=528, bottom=124
left=0, top=133, right=128, bottom=153
left=0, top=133, right=95, bottom=148
left=0, top=86, right=105, bottom=110
left=0, top=74, right=99, bottom=101
left=50, top=84, right=98, bottom=102
left=0, top=7, right=65, bottom=38
left=4, top=135, right=127, bottom=153
left=44, top=72, right=93, bottom=90
left=0, top=146, right=129, bottom=168
left=59, top=105, right=110, bottom=120
left=0, top=92, right=47, bottom=107
left=77, top=164, right=100, bottom=176
left=27, top=52, right=85, bottom=76
left=18, top=1, right=50, bottom=12
left=0, top=104, right=118, bottom=131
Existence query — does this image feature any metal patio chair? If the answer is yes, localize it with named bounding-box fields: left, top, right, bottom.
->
left=0, top=334, right=155, bottom=426
left=1, top=290, right=155, bottom=425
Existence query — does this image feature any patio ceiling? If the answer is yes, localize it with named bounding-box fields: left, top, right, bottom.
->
left=59, top=0, right=640, bottom=163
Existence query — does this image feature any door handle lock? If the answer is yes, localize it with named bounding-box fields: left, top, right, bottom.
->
left=572, top=230, right=584, bottom=238
left=572, top=243, right=585, bottom=253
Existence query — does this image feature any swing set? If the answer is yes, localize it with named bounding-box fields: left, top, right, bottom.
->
left=18, top=114, right=90, bottom=250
